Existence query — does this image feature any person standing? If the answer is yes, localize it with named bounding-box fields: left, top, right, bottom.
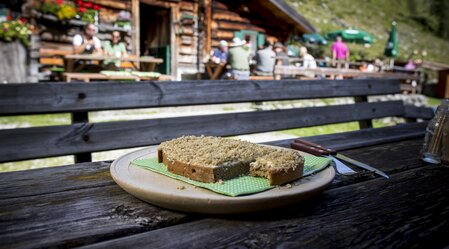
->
left=227, top=37, right=250, bottom=80
left=331, top=35, right=349, bottom=68
left=73, top=23, right=103, bottom=55
left=253, top=41, right=276, bottom=76
left=103, top=31, right=128, bottom=70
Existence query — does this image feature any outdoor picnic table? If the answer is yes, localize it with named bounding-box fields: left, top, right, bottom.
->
left=64, top=54, right=163, bottom=73
left=1, top=122, right=448, bottom=248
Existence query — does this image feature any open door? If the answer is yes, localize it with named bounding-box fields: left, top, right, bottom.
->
left=140, top=3, right=171, bottom=74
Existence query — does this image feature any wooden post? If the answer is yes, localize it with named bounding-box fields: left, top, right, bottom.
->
left=204, top=0, right=212, bottom=55
left=131, top=0, right=140, bottom=55
left=71, top=111, right=92, bottom=163
left=354, top=96, right=373, bottom=129
left=171, top=5, right=179, bottom=79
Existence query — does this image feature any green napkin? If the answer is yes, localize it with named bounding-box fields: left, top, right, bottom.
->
left=131, top=71, right=161, bottom=78
left=132, top=155, right=331, bottom=197
left=100, top=70, right=132, bottom=76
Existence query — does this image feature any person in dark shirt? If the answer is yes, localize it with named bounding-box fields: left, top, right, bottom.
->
left=273, top=42, right=289, bottom=65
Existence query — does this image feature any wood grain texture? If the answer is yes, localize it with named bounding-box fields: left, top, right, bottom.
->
left=78, top=162, right=449, bottom=249
left=268, top=122, right=427, bottom=151
left=403, top=104, right=434, bottom=120
left=0, top=101, right=405, bottom=162
left=0, top=136, right=435, bottom=249
left=0, top=184, right=191, bottom=249
left=0, top=79, right=401, bottom=115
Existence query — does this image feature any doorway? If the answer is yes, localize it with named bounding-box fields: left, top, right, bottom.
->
left=140, top=3, right=171, bottom=74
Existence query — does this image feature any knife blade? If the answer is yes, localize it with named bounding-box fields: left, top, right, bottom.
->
left=335, top=153, right=389, bottom=179
left=290, top=142, right=355, bottom=175
left=292, top=139, right=389, bottom=179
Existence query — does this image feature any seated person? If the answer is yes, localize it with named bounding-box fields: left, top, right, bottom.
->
left=103, top=31, right=128, bottom=70
left=253, top=41, right=275, bottom=76
left=72, top=23, right=103, bottom=72
left=211, top=40, right=228, bottom=64
left=273, top=42, right=289, bottom=66
left=299, top=46, right=317, bottom=78
left=73, top=23, right=102, bottom=55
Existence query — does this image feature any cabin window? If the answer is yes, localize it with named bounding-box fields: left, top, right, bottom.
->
left=234, top=30, right=265, bottom=54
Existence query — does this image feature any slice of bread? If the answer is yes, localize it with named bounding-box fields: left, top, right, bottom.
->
left=157, top=136, right=304, bottom=185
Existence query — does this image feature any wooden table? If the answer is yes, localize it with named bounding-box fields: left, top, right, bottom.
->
left=63, top=72, right=172, bottom=83
left=64, top=54, right=163, bottom=72
left=204, top=61, right=226, bottom=80
left=1, top=123, right=448, bottom=248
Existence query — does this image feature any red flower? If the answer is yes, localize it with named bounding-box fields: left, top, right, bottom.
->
left=78, top=7, right=86, bottom=13
left=19, top=17, right=27, bottom=24
left=57, top=0, right=63, bottom=4
left=93, top=5, right=100, bottom=10
left=6, top=16, right=12, bottom=21
left=77, top=0, right=82, bottom=5
left=3, top=27, right=8, bottom=32
left=85, top=2, right=92, bottom=8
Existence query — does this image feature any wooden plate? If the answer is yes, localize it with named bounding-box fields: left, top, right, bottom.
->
left=110, top=147, right=335, bottom=214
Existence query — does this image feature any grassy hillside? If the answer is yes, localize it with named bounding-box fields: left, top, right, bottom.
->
left=288, top=0, right=449, bottom=64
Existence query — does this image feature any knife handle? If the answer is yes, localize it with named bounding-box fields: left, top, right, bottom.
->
left=294, top=139, right=337, bottom=155
left=291, top=142, right=329, bottom=156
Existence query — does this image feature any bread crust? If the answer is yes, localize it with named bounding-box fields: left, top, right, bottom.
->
left=158, top=148, right=250, bottom=182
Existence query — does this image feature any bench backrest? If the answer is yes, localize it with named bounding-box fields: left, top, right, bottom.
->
left=0, top=79, right=433, bottom=163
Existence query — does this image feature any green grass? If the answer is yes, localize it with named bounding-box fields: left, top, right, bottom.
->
left=289, top=0, right=449, bottom=64
left=0, top=113, right=71, bottom=127
left=427, top=96, right=443, bottom=106
left=282, top=119, right=393, bottom=137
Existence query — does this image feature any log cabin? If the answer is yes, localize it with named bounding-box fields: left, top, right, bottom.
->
left=10, top=0, right=315, bottom=80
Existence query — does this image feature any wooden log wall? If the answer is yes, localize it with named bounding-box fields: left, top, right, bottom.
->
left=27, top=0, right=132, bottom=81
left=176, top=0, right=199, bottom=66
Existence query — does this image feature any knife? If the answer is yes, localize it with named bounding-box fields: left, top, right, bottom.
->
left=290, top=141, right=355, bottom=175
left=291, top=139, right=389, bottom=179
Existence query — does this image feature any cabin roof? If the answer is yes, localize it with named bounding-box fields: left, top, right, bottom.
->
left=267, top=0, right=316, bottom=33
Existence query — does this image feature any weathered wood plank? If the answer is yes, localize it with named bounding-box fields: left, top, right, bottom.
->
left=0, top=79, right=401, bottom=115
left=403, top=104, right=434, bottom=120
left=79, top=164, right=449, bottom=249
left=0, top=161, right=113, bottom=200
left=0, top=101, right=405, bottom=162
left=0, top=138, right=433, bottom=249
left=0, top=184, right=191, bottom=249
left=0, top=125, right=424, bottom=200
left=268, top=122, right=427, bottom=151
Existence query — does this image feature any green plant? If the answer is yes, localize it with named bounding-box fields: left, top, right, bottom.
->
left=0, top=18, right=32, bottom=46
left=41, top=0, right=76, bottom=20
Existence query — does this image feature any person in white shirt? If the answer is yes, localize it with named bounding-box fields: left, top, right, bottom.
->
left=73, top=23, right=103, bottom=55
left=300, top=46, right=317, bottom=78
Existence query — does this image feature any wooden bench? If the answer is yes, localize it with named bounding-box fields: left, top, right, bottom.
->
left=0, top=79, right=433, bottom=164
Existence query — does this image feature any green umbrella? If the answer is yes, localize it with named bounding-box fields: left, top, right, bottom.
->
left=325, top=29, right=374, bottom=44
left=302, top=33, right=327, bottom=45
left=384, top=22, right=398, bottom=57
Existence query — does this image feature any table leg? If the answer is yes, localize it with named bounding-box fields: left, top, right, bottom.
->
left=211, top=65, right=224, bottom=80
left=65, top=59, right=75, bottom=73
left=148, top=63, right=156, bottom=72
left=206, top=65, right=214, bottom=79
